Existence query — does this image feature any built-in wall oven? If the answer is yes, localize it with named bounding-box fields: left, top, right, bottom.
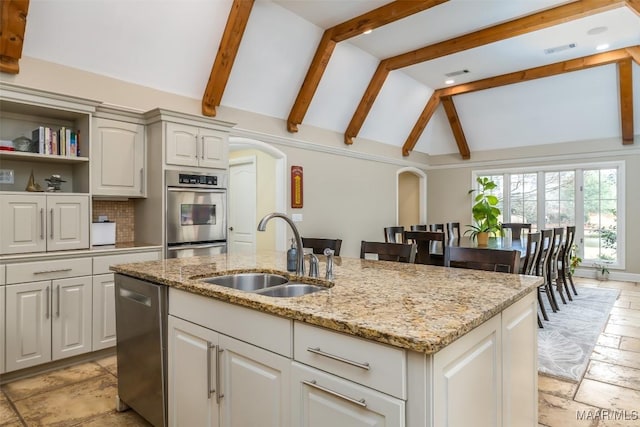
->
left=165, top=170, right=227, bottom=258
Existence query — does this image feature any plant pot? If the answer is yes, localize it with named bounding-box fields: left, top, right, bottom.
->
left=477, top=232, right=490, bottom=247
left=596, top=270, right=609, bottom=281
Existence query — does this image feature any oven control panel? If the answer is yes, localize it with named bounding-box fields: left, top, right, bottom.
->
left=165, top=170, right=227, bottom=189
left=179, top=173, right=218, bottom=186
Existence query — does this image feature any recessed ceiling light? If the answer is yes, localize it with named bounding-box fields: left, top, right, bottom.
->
left=363, top=29, right=372, bottom=35
left=596, top=43, right=610, bottom=51
left=587, top=26, right=608, bottom=36
left=445, top=79, right=455, bottom=85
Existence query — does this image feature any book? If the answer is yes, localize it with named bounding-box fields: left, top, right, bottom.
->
left=58, top=127, right=66, bottom=156
left=51, top=130, right=58, bottom=155
left=44, top=127, right=51, bottom=155
left=65, top=128, right=72, bottom=156
left=69, top=131, right=77, bottom=156
left=32, top=126, right=45, bottom=154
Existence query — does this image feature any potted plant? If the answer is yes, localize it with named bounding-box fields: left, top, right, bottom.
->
left=569, top=244, right=582, bottom=275
left=464, top=176, right=501, bottom=246
left=594, top=262, right=610, bottom=281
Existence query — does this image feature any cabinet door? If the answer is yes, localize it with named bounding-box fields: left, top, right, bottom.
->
left=200, top=128, right=228, bottom=169
left=0, top=194, right=46, bottom=254
left=166, top=122, right=198, bottom=167
left=168, top=315, right=220, bottom=427
left=291, top=362, right=404, bottom=427
left=433, top=315, right=501, bottom=427
left=47, top=195, right=89, bottom=251
left=0, top=284, right=5, bottom=374
left=5, top=281, right=52, bottom=371
left=92, top=273, right=117, bottom=350
left=51, top=276, right=92, bottom=360
left=92, top=118, right=145, bottom=197
left=502, top=291, right=538, bottom=427
left=219, top=335, right=290, bottom=427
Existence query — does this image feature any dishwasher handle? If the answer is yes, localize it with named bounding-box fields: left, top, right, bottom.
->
left=119, top=287, right=152, bottom=307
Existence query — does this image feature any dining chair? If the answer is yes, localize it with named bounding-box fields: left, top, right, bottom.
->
left=445, top=246, right=520, bottom=273
left=428, top=223, right=444, bottom=232
left=536, top=229, right=559, bottom=313
left=501, top=223, right=531, bottom=240
left=521, top=232, right=548, bottom=322
left=360, top=241, right=416, bottom=263
left=549, top=227, right=567, bottom=305
left=384, top=226, right=405, bottom=243
left=403, top=230, right=446, bottom=266
left=302, top=237, right=342, bottom=256
left=557, top=225, right=578, bottom=298
left=446, top=222, right=461, bottom=243
left=410, top=224, right=428, bottom=231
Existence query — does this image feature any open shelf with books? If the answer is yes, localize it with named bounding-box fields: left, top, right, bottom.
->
left=0, top=83, right=99, bottom=193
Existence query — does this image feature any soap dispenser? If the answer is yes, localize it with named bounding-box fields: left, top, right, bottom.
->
left=287, top=238, right=297, bottom=272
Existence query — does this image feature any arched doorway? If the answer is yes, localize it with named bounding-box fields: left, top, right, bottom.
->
left=396, top=167, right=427, bottom=229
left=229, top=137, right=287, bottom=252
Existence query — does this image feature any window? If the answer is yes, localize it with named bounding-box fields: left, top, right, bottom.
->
left=474, top=161, right=624, bottom=269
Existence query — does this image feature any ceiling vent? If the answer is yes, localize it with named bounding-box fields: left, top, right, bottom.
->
left=445, top=69, right=469, bottom=77
left=544, top=43, right=576, bottom=55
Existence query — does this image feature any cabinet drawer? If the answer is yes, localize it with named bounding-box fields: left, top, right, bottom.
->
left=169, top=287, right=292, bottom=357
left=291, top=362, right=405, bottom=427
left=93, top=251, right=160, bottom=275
left=6, top=257, right=92, bottom=284
left=294, top=322, right=406, bottom=399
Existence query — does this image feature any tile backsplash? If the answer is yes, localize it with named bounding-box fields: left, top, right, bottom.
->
left=92, top=200, right=135, bottom=243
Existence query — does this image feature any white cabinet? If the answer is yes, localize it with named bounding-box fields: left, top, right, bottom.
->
left=91, top=250, right=161, bottom=351
left=0, top=193, right=89, bottom=255
left=0, top=265, right=5, bottom=374
left=291, top=362, right=405, bottom=427
left=432, top=314, right=501, bottom=427
left=92, top=274, right=116, bottom=351
left=168, top=315, right=291, bottom=427
left=5, top=276, right=92, bottom=371
left=92, top=114, right=145, bottom=197
left=165, top=122, right=228, bottom=169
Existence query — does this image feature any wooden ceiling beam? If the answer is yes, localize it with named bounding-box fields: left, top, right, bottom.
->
left=401, top=91, right=441, bottom=156
left=0, top=0, right=29, bottom=74
left=287, top=0, right=447, bottom=133
left=202, top=0, right=254, bottom=117
left=627, top=46, right=640, bottom=64
left=346, top=0, right=625, bottom=145
left=441, top=96, right=470, bottom=159
left=439, top=48, right=632, bottom=97
left=625, top=0, right=640, bottom=15
left=618, top=58, right=634, bottom=143
left=403, top=47, right=637, bottom=156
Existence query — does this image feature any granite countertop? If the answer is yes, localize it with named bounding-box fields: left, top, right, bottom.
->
left=111, top=251, right=542, bottom=354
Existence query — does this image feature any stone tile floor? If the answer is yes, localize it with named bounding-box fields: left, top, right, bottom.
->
left=1, top=277, right=638, bottom=426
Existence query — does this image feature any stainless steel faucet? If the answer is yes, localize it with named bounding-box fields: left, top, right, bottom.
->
left=324, top=248, right=334, bottom=280
left=257, top=213, right=305, bottom=276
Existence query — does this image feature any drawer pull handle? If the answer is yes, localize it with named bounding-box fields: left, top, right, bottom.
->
left=303, top=380, right=367, bottom=408
left=45, top=286, right=50, bottom=319
left=216, top=348, right=224, bottom=404
left=207, top=342, right=216, bottom=399
left=50, top=208, right=54, bottom=239
left=307, top=347, right=370, bottom=370
left=34, top=268, right=73, bottom=275
left=40, top=208, right=45, bottom=240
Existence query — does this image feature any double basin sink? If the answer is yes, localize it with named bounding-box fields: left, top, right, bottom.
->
left=201, top=272, right=330, bottom=297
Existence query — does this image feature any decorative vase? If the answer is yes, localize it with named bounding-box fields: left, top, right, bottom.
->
left=477, top=232, right=489, bottom=247
left=596, top=270, right=609, bottom=281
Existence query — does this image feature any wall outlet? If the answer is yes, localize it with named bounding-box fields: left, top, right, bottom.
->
left=292, top=213, right=303, bottom=222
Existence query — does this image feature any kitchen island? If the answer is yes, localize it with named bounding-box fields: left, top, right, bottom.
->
left=112, top=251, right=542, bottom=427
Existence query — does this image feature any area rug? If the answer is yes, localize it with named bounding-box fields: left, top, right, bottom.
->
left=538, top=285, right=619, bottom=382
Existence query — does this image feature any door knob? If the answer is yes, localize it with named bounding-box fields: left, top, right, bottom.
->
left=229, top=227, right=234, bottom=231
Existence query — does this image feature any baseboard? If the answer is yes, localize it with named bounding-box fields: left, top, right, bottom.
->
left=574, top=268, right=640, bottom=283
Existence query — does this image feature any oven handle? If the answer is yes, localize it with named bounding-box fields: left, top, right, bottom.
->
left=167, top=187, right=226, bottom=193
left=167, top=243, right=227, bottom=251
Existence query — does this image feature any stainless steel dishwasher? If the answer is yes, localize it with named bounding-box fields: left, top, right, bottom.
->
left=115, top=273, right=168, bottom=427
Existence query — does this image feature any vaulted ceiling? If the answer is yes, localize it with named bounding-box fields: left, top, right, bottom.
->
left=10, top=0, right=640, bottom=159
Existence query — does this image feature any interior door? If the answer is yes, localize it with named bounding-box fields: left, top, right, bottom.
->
left=228, top=157, right=256, bottom=254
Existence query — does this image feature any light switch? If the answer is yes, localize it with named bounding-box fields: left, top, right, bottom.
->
left=292, top=213, right=303, bottom=222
